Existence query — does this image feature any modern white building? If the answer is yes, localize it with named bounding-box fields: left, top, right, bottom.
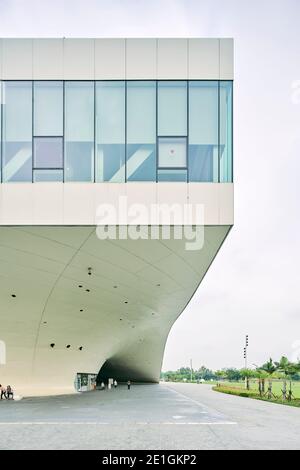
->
left=0, top=38, right=233, bottom=396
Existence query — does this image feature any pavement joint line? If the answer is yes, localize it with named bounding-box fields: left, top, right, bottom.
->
left=0, top=421, right=238, bottom=426
left=163, top=384, right=231, bottom=419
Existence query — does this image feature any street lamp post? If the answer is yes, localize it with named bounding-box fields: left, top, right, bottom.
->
left=244, top=335, right=249, bottom=389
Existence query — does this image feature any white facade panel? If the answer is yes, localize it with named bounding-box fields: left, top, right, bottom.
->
left=0, top=38, right=233, bottom=80
left=63, top=39, right=95, bottom=80
left=188, top=183, right=219, bottom=225
left=219, top=183, right=234, bottom=225
left=0, top=183, right=234, bottom=226
left=63, top=184, right=95, bottom=225
left=188, top=38, right=220, bottom=79
left=2, top=39, right=33, bottom=79
left=95, top=39, right=125, bottom=79
left=126, top=39, right=157, bottom=79
left=1, top=184, right=34, bottom=224
left=157, top=39, right=188, bottom=79
left=33, top=39, right=64, bottom=80
left=33, top=183, right=64, bottom=225
left=220, top=38, right=234, bottom=80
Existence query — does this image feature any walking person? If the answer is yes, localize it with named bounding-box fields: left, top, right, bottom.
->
left=113, top=379, right=118, bottom=389
left=127, top=380, right=131, bottom=390
left=6, top=385, right=14, bottom=400
left=0, top=384, right=7, bottom=400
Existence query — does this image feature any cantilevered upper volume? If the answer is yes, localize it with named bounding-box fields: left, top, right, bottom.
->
left=0, top=38, right=234, bottom=396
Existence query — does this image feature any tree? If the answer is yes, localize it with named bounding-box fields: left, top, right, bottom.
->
left=275, top=356, right=293, bottom=400
left=240, top=368, right=255, bottom=390
left=260, top=358, right=277, bottom=399
left=223, top=368, right=241, bottom=382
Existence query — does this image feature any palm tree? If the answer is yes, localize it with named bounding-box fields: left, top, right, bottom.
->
left=275, top=356, right=292, bottom=400
left=260, top=358, right=277, bottom=399
left=240, top=368, right=254, bottom=390
left=254, top=369, right=268, bottom=395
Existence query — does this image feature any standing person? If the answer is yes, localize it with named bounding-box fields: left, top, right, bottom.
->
left=127, top=380, right=131, bottom=390
left=113, top=379, right=118, bottom=389
left=6, top=385, right=13, bottom=400
left=0, top=384, right=7, bottom=400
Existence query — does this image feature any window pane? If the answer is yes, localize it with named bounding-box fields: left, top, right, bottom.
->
left=220, top=81, right=233, bottom=182
left=2, top=81, right=32, bottom=182
left=0, top=82, right=2, bottom=182
left=158, top=81, right=187, bottom=136
left=189, top=81, right=218, bottom=182
left=34, top=169, right=63, bottom=182
left=158, top=137, right=187, bottom=168
left=34, top=81, right=63, bottom=136
left=65, top=82, right=94, bottom=182
left=127, top=81, right=156, bottom=181
left=34, top=137, right=63, bottom=168
left=95, top=81, right=125, bottom=182
left=158, top=169, right=187, bottom=182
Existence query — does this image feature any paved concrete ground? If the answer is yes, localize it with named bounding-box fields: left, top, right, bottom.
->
left=0, top=383, right=299, bottom=449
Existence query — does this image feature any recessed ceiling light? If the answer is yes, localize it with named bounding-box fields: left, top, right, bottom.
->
left=11, top=294, right=16, bottom=298
left=78, top=285, right=83, bottom=288
left=124, top=301, right=128, bottom=304
left=66, top=345, right=71, bottom=349
left=113, top=286, right=118, bottom=289
left=43, top=321, right=47, bottom=324
left=80, top=309, right=83, bottom=312
left=157, top=284, right=161, bottom=287
left=120, top=319, right=122, bottom=321
left=79, top=346, right=83, bottom=351
left=86, top=289, right=90, bottom=292
left=50, top=343, right=55, bottom=348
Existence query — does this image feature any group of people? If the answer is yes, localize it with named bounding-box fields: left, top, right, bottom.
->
left=0, top=384, right=14, bottom=400
left=99, top=380, right=131, bottom=390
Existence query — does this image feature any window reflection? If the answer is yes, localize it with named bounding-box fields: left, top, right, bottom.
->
left=65, top=82, right=94, bottom=182
left=95, top=81, right=125, bottom=182
left=2, top=81, right=32, bottom=182
left=0, top=80, right=232, bottom=183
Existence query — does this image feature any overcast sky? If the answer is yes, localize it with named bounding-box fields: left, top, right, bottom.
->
left=1, top=0, right=299, bottom=371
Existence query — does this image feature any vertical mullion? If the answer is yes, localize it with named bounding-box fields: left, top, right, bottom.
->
left=32, top=81, right=34, bottom=183
left=186, top=80, right=189, bottom=183
left=156, top=81, right=158, bottom=183
left=125, top=80, right=127, bottom=183
left=63, top=81, right=65, bottom=183
left=218, top=80, right=220, bottom=183
left=231, top=81, right=233, bottom=183
left=0, top=81, right=2, bottom=184
left=94, top=80, right=96, bottom=183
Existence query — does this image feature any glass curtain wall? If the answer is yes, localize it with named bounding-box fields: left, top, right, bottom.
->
left=189, top=81, right=219, bottom=182
left=33, top=81, right=64, bottom=182
left=126, top=81, right=156, bottom=181
left=0, top=80, right=232, bottom=183
left=2, top=82, right=32, bottom=182
left=95, top=81, right=125, bottom=182
left=65, top=81, right=94, bottom=182
left=157, top=81, right=187, bottom=182
left=219, top=81, right=233, bottom=182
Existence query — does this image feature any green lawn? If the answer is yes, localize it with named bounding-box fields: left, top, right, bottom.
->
left=217, top=380, right=300, bottom=399
left=211, top=380, right=300, bottom=407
